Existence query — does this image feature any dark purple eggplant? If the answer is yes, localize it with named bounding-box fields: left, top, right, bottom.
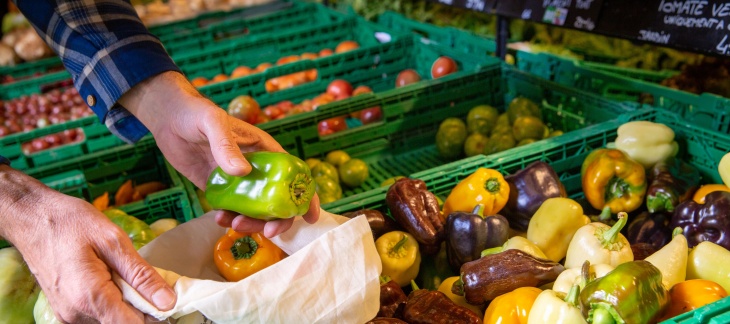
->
left=501, top=161, right=566, bottom=231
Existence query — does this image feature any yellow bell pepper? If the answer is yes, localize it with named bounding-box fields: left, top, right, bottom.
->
left=483, top=287, right=542, bottom=324
left=442, top=168, right=509, bottom=218
left=692, top=184, right=730, bottom=204
left=438, top=276, right=484, bottom=318
left=614, top=121, right=678, bottom=168
left=527, top=198, right=590, bottom=262
left=213, top=230, right=286, bottom=282
left=659, top=279, right=728, bottom=320
left=376, top=231, right=421, bottom=287
left=721, top=152, right=730, bottom=188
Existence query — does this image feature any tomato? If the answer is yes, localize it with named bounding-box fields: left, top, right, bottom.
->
left=312, top=162, right=339, bottom=183
left=276, top=101, right=295, bottom=113
left=396, top=69, right=421, bottom=88
left=463, top=133, right=489, bottom=157
left=276, top=55, right=300, bottom=65
left=265, top=78, right=279, bottom=92
left=305, top=69, right=318, bottom=81
left=314, top=175, right=342, bottom=204
left=335, top=40, right=360, bottom=53
left=255, top=62, right=273, bottom=73
left=319, top=48, right=333, bottom=57
left=326, top=79, right=353, bottom=97
left=227, top=95, right=261, bottom=124
left=312, top=93, right=336, bottom=110
left=190, top=77, right=208, bottom=87
left=353, top=85, right=373, bottom=96
left=231, top=66, right=252, bottom=78
left=263, top=106, right=284, bottom=120
left=435, top=117, right=468, bottom=159
left=318, top=116, right=348, bottom=136
left=300, top=53, right=318, bottom=60
left=512, top=116, right=548, bottom=141
left=359, top=107, right=382, bottom=124
left=305, top=158, right=321, bottom=170
left=255, top=114, right=270, bottom=125
left=339, top=158, right=369, bottom=188
left=211, top=74, right=228, bottom=83
left=325, top=150, right=351, bottom=168
left=431, top=56, right=458, bottom=79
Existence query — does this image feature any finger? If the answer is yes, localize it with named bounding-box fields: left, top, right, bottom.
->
left=204, top=111, right=252, bottom=177
left=231, top=215, right=267, bottom=233
left=214, top=210, right=237, bottom=228
left=98, top=236, right=176, bottom=311
left=303, top=194, right=321, bottom=224
left=229, top=119, right=286, bottom=153
left=263, top=218, right=295, bottom=238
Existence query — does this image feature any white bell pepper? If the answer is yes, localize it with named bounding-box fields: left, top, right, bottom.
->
left=564, top=212, right=633, bottom=269
left=527, top=285, right=587, bottom=324
left=614, top=121, right=678, bottom=168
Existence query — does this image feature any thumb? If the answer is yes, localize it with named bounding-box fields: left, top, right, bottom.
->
left=102, top=247, right=177, bottom=311
left=205, top=112, right=251, bottom=176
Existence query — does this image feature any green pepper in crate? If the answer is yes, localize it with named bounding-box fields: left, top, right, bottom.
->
left=580, top=260, right=668, bottom=324
left=205, top=152, right=315, bottom=220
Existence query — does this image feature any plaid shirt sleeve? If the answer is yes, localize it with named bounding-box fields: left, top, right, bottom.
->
left=15, top=0, right=182, bottom=143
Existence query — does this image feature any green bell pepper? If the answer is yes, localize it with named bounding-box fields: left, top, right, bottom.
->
left=580, top=260, right=668, bottom=324
left=205, top=152, right=316, bottom=220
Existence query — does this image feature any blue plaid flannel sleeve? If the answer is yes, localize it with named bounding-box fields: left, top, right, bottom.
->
left=15, top=0, right=182, bottom=143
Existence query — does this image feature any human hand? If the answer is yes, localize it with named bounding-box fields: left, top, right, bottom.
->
left=0, top=166, right=175, bottom=323
left=120, top=71, right=320, bottom=237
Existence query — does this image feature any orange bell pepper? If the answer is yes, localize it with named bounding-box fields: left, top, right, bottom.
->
left=442, top=168, right=509, bottom=218
left=659, top=279, right=728, bottom=320
left=483, top=287, right=542, bottom=324
left=214, top=229, right=286, bottom=282
left=692, top=184, right=730, bottom=203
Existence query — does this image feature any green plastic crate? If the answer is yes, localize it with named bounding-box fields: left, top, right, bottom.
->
left=0, top=116, right=129, bottom=171
left=176, top=16, right=393, bottom=83
left=0, top=70, right=72, bottom=100
left=181, top=174, right=207, bottom=218
left=325, top=107, right=730, bottom=323
left=0, top=56, right=64, bottom=80
left=376, top=11, right=456, bottom=47
left=517, top=51, right=730, bottom=134
left=275, top=64, right=630, bottom=209
left=162, top=2, right=344, bottom=57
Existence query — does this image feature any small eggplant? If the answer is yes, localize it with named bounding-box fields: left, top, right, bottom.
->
left=386, top=178, right=444, bottom=254
left=445, top=205, right=509, bottom=272
left=501, top=161, right=566, bottom=231
left=452, top=249, right=565, bottom=305
left=626, top=211, right=672, bottom=250
left=344, top=209, right=400, bottom=239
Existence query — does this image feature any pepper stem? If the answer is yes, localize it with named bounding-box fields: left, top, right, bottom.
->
left=564, top=284, right=580, bottom=307
left=673, top=227, right=683, bottom=238
left=598, top=206, right=612, bottom=221
left=231, top=236, right=258, bottom=260
left=471, top=204, right=485, bottom=218
left=480, top=246, right=504, bottom=257
left=591, top=307, right=617, bottom=324
left=452, top=276, right=465, bottom=296
left=289, top=173, right=313, bottom=206
left=601, top=212, right=627, bottom=244
left=485, top=177, right=500, bottom=193
left=580, top=260, right=593, bottom=290
left=380, top=275, right=391, bottom=285
left=391, top=234, right=408, bottom=254
left=410, top=280, right=420, bottom=291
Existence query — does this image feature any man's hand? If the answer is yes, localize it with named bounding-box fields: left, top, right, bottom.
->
left=121, top=71, right=320, bottom=237
left=0, top=165, right=175, bottom=323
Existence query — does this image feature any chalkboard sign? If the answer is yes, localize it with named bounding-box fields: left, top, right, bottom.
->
left=495, top=0, right=604, bottom=31
left=596, top=0, right=730, bottom=56
left=430, top=0, right=498, bottom=13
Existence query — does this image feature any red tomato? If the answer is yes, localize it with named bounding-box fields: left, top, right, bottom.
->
left=276, top=55, right=300, bottom=65
left=318, top=116, right=348, bottom=136
left=312, top=93, right=336, bottom=110
left=431, top=56, right=458, bottom=79
left=326, top=79, right=353, bottom=97
left=396, top=69, right=422, bottom=88
left=359, top=107, right=382, bottom=124
left=228, top=96, right=261, bottom=124
left=276, top=101, right=295, bottom=113
left=300, top=53, right=318, bottom=60
left=255, top=62, right=273, bottom=73
left=263, top=106, right=284, bottom=120
left=335, top=41, right=360, bottom=53
left=353, top=85, right=373, bottom=96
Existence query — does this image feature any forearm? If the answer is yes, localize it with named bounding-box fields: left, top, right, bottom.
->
left=0, top=165, right=54, bottom=246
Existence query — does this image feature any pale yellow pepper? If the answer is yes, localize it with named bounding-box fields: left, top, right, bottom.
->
left=527, top=198, right=590, bottom=262
left=687, top=241, right=730, bottom=293
left=375, top=231, right=421, bottom=287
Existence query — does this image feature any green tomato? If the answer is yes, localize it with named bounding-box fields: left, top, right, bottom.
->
left=507, top=97, right=541, bottom=124
left=104, top=209, right=157, bottom=250
left=312, top=161, right=339, bottom=183
left=485, top=132, right=516, bottom=155
left=315, top=176, right=343, bottom=204
left=1, top=247, right=40, bottom=324
left=466, top=105, right=499, bottom=136
left=464, top=133, right=489, bottom=157
left=339, top=158, right=369, bottom=188
left=325, top=150, right=351, bottom=168
left=436, top=118, right=468, bottom=159
left=512, top=116, right=548, bottom=141
left=496, top=113, right=510, bottom=127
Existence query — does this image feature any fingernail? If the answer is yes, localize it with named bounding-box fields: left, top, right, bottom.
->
left=230, top=158, right=246, bottom=168
left=152, top=287, right=176, bottom=310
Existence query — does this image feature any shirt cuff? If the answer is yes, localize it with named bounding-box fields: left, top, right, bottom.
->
left=76, top=38, right=181, bottom=143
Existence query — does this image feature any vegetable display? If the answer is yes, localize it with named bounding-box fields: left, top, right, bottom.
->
left=205, top=151, right=315, bottom=220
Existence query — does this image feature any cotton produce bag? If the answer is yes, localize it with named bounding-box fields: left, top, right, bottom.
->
left=114, top=210, right=381, bottom=323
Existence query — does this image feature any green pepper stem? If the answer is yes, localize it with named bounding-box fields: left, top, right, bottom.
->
left=411, top=280, right=420, bottom=291
left=673, top=227, right=683, bottom=238
left=485, top=177, right=501, bottom=193
left=480, top=246, right=504, bottom=257
left=580, top=260, right=593, bottom=290
left=591, top=307, right=617, bottom=324
left=452, top=276, right=465, bottom=296
left=564, top=284, right=580, bottom=307
left=472, top=204, right=485, bottom=218
left=598, top=206, right=612, bottom=221
left=290, top=173, right=313, bottom=206
left=602, top=212, right=627, bottom=244
left=391, top=235, right=408, bottom=254
left=380, top=275, right=391, bottom=285
left=231, top=236, right=258, bottom=260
